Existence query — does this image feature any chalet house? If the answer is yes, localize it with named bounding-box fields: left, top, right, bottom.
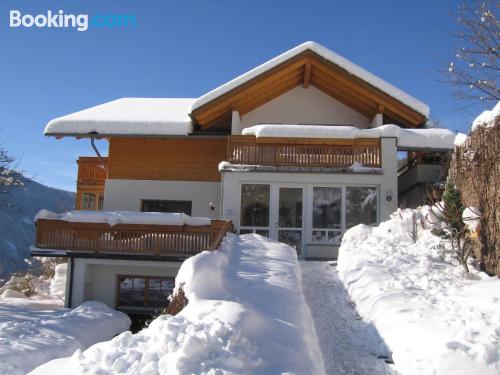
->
left=32, top=42, right=455, bottom=314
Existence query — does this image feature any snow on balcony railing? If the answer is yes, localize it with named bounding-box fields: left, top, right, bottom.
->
left=33, top=210, right=233, bottom=256
left=228, top=135, right=382, bottom=168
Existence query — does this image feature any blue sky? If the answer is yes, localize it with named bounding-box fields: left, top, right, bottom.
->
left=0, top=0, right=487, bottom=191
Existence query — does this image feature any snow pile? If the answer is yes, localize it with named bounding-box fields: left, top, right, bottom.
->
left=0, top=301, right=130, bottom=375
left=471, top=101, right=500, bottom=131
left=192, top=41, right=429, bottom=117
left=243, top=124, right=457, bottom=150
left=49, top=263, right=67, bottom=299
left=337, top=207, right=500, bottom=375
left=32, top=234, right=325, bottom=375
left=45, top=98, right=195, bottom=137
left=462, top=207, right=481, bottom=233
left=35, top=210, right=211, bottom=227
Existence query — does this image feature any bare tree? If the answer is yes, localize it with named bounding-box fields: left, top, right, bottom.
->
left=0, top=143, right=23, bottom=194
left=447, top=1, right=499, bottom=103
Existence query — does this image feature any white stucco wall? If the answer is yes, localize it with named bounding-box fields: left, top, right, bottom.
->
left=69, top=258, right=182, bottom=308
left=238, top=86, right=370, bottom=132
left=103, top=179, right=221, bottom=219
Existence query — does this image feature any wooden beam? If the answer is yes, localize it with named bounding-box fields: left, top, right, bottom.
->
left=303, top=62, right=311, bottom=88
left=310, top=56, right=425, bottom=126
left=192, top=54, right=310, bottom=124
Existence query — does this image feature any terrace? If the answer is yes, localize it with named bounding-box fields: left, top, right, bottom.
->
left=32, top=213, right=233, bottom=259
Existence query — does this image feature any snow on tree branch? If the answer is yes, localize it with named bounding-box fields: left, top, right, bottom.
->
left=447, top=1, right=499, bottom=102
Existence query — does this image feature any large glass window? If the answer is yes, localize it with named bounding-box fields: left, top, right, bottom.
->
left=240, top=184, right=270, bottom=227
left=312, top=187, right=342, bottom=244
left=346, top=187, right=378, bottom=228
left=141, top=200, right=192, bottom=215
left=118, top=276, right=175, bottom=310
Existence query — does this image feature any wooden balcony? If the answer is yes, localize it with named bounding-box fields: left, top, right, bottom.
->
left=77, top=157, right=108, bottom=186
left=227, top=136, right=381, bottom=168
left=34, top=219, right=233, bottom=257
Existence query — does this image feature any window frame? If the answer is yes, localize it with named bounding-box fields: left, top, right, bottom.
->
left=239, top=183, right=271, bottom=236
left=81, top=192, right=96, bottom=210
left=309, top=184, right=378, bottom=245
left=116, top=275, right=175, bottom=311
left=141, top=199, right=192, bottom=215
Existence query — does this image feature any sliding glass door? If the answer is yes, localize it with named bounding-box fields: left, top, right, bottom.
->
left=239, top=182, right=378, bottom=258
left=239, top=184, right=271, bottom=237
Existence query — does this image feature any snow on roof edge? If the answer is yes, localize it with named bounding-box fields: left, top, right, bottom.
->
left=242, top=124, right=456, bottom=150
left=44, top=98, right=196, bottom=137
left=191, top=41, right=430, bottom=118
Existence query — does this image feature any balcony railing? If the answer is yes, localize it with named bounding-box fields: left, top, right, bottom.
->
left=77, top=157, right=108, bottom=186
left=227, top=136, right=381, bottom=168
left=34, top=219, right=233, bottom=256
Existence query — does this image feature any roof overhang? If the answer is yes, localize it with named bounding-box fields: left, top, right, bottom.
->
left=191, top=42, right=429, bottom=129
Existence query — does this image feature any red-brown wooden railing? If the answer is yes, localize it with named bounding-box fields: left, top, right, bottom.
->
left=227, top=136, right=381, bottom=168
left=35, top=219, right=233, bottom=256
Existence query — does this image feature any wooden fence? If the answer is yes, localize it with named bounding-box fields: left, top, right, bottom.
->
left=227, top=136, right=381, bottom=167
left=35, top=219, right=233, bottom=256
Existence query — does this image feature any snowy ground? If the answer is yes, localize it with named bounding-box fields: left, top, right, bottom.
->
left=300, top=261, right=396, bottom=375
left=0, top=301, right=130, bottom=375
left=32, top=234, right=325, bottom=375
left=0, top=262, right=130, bottom=375
left=338, top=207, right=500, bottom=375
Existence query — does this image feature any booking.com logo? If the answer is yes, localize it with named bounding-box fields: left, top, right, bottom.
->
left=9, top=10, right=137, bottom=31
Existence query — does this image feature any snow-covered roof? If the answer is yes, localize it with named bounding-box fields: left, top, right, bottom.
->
left=192, top=41, right=429, bottom=118
left=44, top=98, right=196, bottom=137
left=242, top=124, right=457, bottom=150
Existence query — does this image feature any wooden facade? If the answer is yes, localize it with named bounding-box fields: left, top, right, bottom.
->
left=35, top=219, right=233, bottom=256
left=107, top=137, right=228, bottom=182
left=76, top=157, right=107, bottom=210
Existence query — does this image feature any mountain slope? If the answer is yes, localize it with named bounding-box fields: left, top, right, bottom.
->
left=0, top=176, right=74, bottom=278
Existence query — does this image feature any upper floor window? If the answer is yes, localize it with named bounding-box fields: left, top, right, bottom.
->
left=141, top=200, right=192, bottom=215
left=81, top=193, right=95, bottom=210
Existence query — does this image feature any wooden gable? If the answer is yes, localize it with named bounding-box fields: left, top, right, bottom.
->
left=191, top=50, right=427, bottom=130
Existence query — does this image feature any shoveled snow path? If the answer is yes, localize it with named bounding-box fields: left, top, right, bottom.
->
left=300, top=261, right=396, bottom=375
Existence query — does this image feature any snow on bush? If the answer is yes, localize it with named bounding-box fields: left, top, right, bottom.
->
left=338, top=207, right=500, bottom=375
left=471, top=101, right=499, bottom=131
left=462, top=207, right=481, bottom=234
left=0, top=301, right=130, bottom=375
left=32, top=234, right=325, bottom=375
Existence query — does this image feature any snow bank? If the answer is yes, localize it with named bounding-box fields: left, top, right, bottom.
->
left=337, top=207, right=500, bottom=375
left=243, top=124, right=456, bottom=150
left=0, top=301, right=130, bottom=375
left=192, top=41, right=429, bottom=117
left=32, top=234, right=325, bottom=375
left=44, top=98, right=195, bottom=136
left=49, top=263, right=67, bottom=299
left=471, top=101, right=500, bottom=131
left=35, top=210, right=211, bottom=227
